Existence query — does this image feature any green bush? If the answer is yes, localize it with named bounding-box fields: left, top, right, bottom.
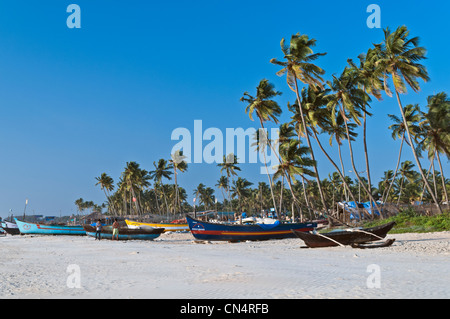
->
left=363, top=208, right=450, bottom=233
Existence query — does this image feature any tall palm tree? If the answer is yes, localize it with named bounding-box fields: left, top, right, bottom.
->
left=327, top=67, right=383, bottom=217
left=241, top=79, right=282, bottom=214
left=95, top=173, right=115, bottom=214
left=292, top=85, right=361, bottom=215
left=271, top=32, right=329, bottom=214
left=374, top=25, right=441, bottom=212
left=348, top=49, right=384, bottom=205
left=385, top=104, right=422, bottom=202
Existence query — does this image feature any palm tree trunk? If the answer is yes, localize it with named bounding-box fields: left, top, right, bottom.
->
left=362, top=98, right=374, bottom=212
left=257, top=122, right=279, bottom=216
left=311, top=130, right=364, bottom=218
left=279, top=175, right=284, bottom=214
left=397, top=177, right=404, bottom=205
left=384, top=132, right=405, bottom=203
left=431, top=153, right=438, bottom=202
left=340, top=109, right=384, bottom=218
left=293, top=77, right=328, bottom=214
left=337, top=142, right=348, bottom=201
left=394, top=89, right=442, bottom=213
left=436, top=152, right=449, bottom=203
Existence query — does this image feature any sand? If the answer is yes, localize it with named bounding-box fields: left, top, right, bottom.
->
left=1, top=231, right=449, bottom=299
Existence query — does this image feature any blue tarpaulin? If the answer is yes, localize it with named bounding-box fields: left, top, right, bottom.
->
left=345, top=201, right=381, bottom=219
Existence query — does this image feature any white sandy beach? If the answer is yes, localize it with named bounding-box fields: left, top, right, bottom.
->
left=1, top=231, right=449, bottom=299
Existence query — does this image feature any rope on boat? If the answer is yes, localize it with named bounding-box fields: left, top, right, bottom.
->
left=312, top=232, right=345, bottom=247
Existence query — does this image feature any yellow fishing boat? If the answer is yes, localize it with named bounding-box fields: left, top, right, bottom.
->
left=125, top=219, right=189, bottom=232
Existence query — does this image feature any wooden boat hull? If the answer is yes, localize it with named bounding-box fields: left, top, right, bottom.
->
left=83, top=225, right=164, bottom=240
left=292, top=221, right=396, bottom=248
left=1, top=221, right=20, bottom=235
left=125, top=219, right=189, bottom=232
left=15, top=218, right=86, bottom=235
left=186, top=215, right=316, bottom=241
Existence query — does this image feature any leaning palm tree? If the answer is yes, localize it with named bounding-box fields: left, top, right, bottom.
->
left=327, top=67, right=383, bottom=218
left=385, top=104, right=422, bottom=203
left=271, top=32, right=329, bottom=214
left=292, top=86, right=361, bottom=215
left=347, top=49, right=384, bottom=203
left=374, top=25, right=441, bottom=212
left=241, top=79, right=282, bottom=214
left=95, top=173, right=115, bottom=214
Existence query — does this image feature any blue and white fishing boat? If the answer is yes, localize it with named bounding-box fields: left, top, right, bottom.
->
left=14, top=218, right=86, bottom=235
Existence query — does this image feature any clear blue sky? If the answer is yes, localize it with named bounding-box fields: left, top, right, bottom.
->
left=0, top=0, right=448, bottom=218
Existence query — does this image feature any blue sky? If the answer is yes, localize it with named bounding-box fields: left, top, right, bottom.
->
left=0, top=1, right=448, bottom=218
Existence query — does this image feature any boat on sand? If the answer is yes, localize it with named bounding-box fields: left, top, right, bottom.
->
left=125, top=219, right=188, bottom=232
left=291, top=221, right=396, bottom=248
left=83, top=225, right=164, bottom=240
left=14, top=218, right=86, bottom=236
left=186, top=215, right=316, bottom=242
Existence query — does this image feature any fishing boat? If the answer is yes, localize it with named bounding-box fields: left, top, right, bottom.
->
left=1, top=220, right=20, bottom=235
left=186, top=215, right=316, bottom=242
left=14, top=218, right=86, bottom=236
left=125, top=219, right=189, bottom=232
left=291, top=221, right=396, bottom=248
left=83, top=225, right=164, bottom=240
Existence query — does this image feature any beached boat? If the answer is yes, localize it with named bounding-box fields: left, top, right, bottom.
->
left=14, top=218, right=86, bottom=236
left=186, top=215, right=316, bottom=241
left=1, top=220, right=20, bottom=235
left=291, top=221, right=396, bottom=248
left=125, top=219, right=189, bottom=232
left=83, top=225, right=164, bottom=240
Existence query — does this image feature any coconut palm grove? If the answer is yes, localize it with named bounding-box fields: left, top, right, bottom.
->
left=77, top=26, right=449, bottom=223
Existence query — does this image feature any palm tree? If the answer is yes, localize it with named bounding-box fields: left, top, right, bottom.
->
left=121, top=161, right=149, bottom=215
left=385, top=104, right=422, bottom=202
left=291, top=86, right=360, bottom=213
left=74, top=198, right=84, bottom=215
left=150, top=159, right=173, bottom=215
left=374, top=25, right=441, bottom=212
left=231, top=177, right=253, bottom=214
left=348, top=49, right=384, bottom=204
left=418, top=92, right=450, bottom=203
left=217, top=153, right=240, bottom=211
left=271, top=32, right=329, bottom=214
left=326, top=67, right=383, bottom=217
left=170, top=150, right=188, bottom=213
left=95, top=173, right=115, bottom=214
left=396, top=161, right=416, bottom=204
left=274, top=138, right=316, bottom=220
left=215, top=176, right=228, bottom=206
left=241, top=79, right=282, bottom=214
